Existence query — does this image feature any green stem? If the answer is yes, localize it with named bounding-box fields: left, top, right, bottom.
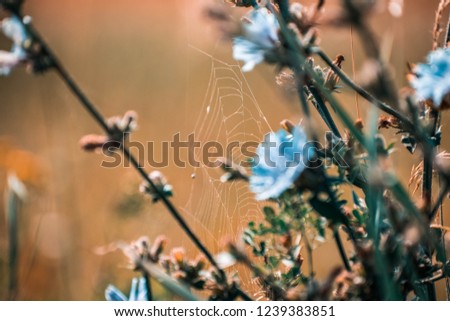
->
left=333, top=228, right=351, bottom=272
left=297, top=75, right=352, bottom=271
left=314, top=49, right=412, bottom=128
left=143, top=271, right=153, bottom=301
left=429, top=182, right=449, bottom=222
left=307, top=85, right=342, bottom=138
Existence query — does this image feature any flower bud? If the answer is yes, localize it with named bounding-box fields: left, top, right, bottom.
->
left=139, top=171, right=173, bottom=203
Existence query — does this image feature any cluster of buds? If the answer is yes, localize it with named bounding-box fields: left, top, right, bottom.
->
left=79, top=110, right=138, bottom=154
left=139, top=171, right=173, bottom=203
left=118, top=239, right=244, bottom=300
left=119, top=236, right=167, bottom=270
left=107, top=110, right=138, bottom=140
left=161, top=246, right=243, bottom=300
left=308, top=55, right=345, bottom=93
left=160, top=248, right=209, bottom=290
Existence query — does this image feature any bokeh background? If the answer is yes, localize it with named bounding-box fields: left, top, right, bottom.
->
left=0, top=0, right=449, bottom=300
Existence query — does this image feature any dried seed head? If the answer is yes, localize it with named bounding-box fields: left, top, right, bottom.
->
left=106, top=110, right=138, bottom=140
left=354, top=118, right=364, bottom=130
left=149, top=170, right=167, bottom=187
left=79, top=134, right=108, bottom=152
left=150, top=235, right=167, bottom=260
left=378, top=115, right=400, bottom=130
left=139, top=171, right=173, bottom=202
left=275, top=70, right=297, bottom=92
left=79, top=134, right=121, bottom=154
left=171, top=247, right=186, bottom=265
left=324, top=55, right=344, bottom=91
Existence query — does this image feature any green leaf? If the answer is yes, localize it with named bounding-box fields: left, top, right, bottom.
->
left=352, top=209, right=364, bottom=224
left=268, top=256, right=280, bottom=269
left=309, top=197, right=347, bottom=225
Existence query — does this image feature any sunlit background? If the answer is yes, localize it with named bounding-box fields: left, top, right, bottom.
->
left=0, top=0, right=449, bottom=300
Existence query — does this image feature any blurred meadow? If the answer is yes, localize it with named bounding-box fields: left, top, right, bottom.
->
left=0, top=0, right=449, bottom=300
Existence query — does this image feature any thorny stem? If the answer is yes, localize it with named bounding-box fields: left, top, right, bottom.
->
left=13, top=13, right=253, bottom=300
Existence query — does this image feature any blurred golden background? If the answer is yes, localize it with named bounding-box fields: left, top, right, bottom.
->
left=0, top=0, right=449, bottom=300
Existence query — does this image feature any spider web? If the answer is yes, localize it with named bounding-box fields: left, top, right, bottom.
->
left=179, top=45, right=273, bottom=290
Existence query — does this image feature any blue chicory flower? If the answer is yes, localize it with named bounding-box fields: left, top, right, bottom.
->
left=105, top=277, right=148, bottom=301
left=232, top=8, right=279, bottom=72
left=410, top=48, right=450, bottom=107
left=250, top=126, right=312, bottom=201
left=0, top=15, right=28, bottom=75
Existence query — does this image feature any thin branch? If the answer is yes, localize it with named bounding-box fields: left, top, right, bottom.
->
left=142, top=271, right=153, bottom=301
left=307, top=84, right=342, bottom=138
left=429, top=182, right=449, bottom=222
left=333, top=228, right=351, bottom=272
left=313, top=49, right=413, bottom=128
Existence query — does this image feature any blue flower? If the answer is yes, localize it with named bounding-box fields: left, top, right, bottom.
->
left=250, top=127, right=312, bottom=200
left=0, top=15, right=28, bottom=75
left=233, top=8, right=279, bottom=72
left=105, top=277, right=148, bottom=301
left=411, top=48, right=450, bottom=107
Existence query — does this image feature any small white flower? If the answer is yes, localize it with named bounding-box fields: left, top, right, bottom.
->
left=233, top=8, right=279, bottom=72
left=0, top=15, right=28, bottom=75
